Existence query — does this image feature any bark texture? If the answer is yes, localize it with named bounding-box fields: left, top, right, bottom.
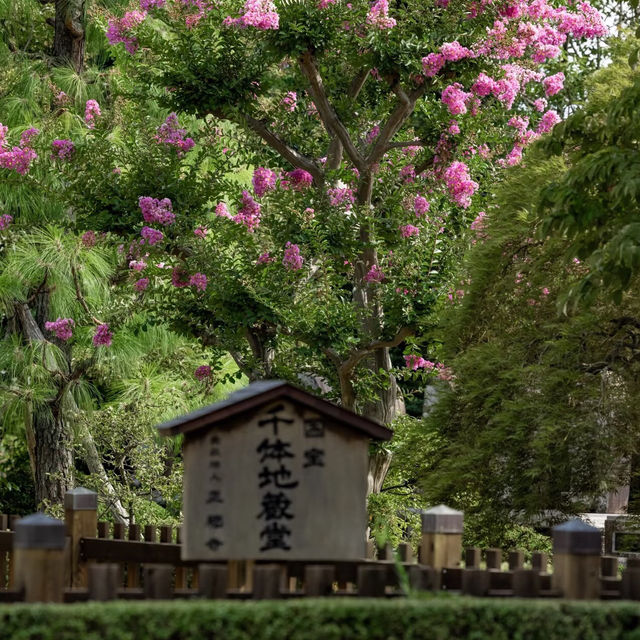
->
left=53, top=0, right=85, bottom=71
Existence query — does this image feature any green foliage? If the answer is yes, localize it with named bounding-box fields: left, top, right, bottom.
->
left=3, top=599, right=640, bottom=639
left=0, top=434, right=35, bottom=514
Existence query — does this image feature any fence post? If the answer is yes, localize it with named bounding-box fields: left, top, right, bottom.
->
left=419, top=505, right=463, bottom=569
left=14, top=513, right=66, bottom=602
left=552, top=519, right=601, bottom=599
left=64, top=487, right=98, bottom=588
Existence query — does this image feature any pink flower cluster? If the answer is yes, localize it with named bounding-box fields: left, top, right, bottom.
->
left=327, top=185, right=355, bottom=209
left=404, top=356, right=453, bottom=380
left=106, top=10, right=147, bottom=55
left=543, top=72, right=565, bottom=96
left=400, top=224, right=420, bottom=238
left=81, top=230, right=96, bottom=247
left=194, top=226, right=208, bottom=238
left=414, top=196, right=430, bottom=217
left=0, top=214, right=13, bottom=230
left=189, top=272, right=208, bottom=291
left=364, top=264, right=384, bottom=283
left=282, top=91, right=297, bottom=112
left=233, top=191, right=262, bottom=232
left=444, top=162, right=478, bottom=209
left=139, top=196, right=175, bottom=225
left=45, top=317, right=75, bottom=341
left=537, top=109, right=561, bottom=134
left=140, top=0, right=165, bottom=9
left=366, top=0, right=396, bottom=30
left=422, top=40, right=473, bottom=77
left=141, top=226, right=164, bottom=245
left=194, top=364, right=212, bottom=380
left=0, top=123, right=38, bottom=175
left=224, top=0, right=279, bottom=30
left=134, top=277, right=149, bottom=291
left=129, top=259, right=147, bottom=271
left=155, top=113, right=195, bottom=155
left=93, top=323, right=113, bottom=347
left=252, top=167, right=277, bottom=197
left=257, top=251, right=275, bottom=264
left=20, top=128, right=39, bottom=147
left=51, top=139, right=74, bottom=161
left=282, top=242, right=303, bottom=270
left=216, top=202, right=232, bottom=218
left=441, top=83, right=473, bottom=115
left=85, top=100, right=101, bottom=129
left=284, top=168, right=313, bottom=190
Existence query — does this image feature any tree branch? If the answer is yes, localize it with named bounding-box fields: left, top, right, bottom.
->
left=326, top=68, right=370, bottom=170
left=366, top=82, right=429, bottom=166
left=339, top=326, right=415, bottom=378
left=385, top=140, right=427, bottom=151
left=243, top=115, right=324, bottom=185
left=70, top=262, right=102, bottom=325
left=299, top=50, right=367, bottom=172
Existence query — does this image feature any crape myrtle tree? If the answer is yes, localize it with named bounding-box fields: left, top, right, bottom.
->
left=4, top=0, right=607, bottom=432
left=94, top=0, right=607, bottom=426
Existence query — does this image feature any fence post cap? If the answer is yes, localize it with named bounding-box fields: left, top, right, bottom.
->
left=64, top=487, right=98, bottom=511
left=14, top=513, right=66, bottom=549
left=421, top=504, right=464, bottom=534
left=553, top=518, right=601, bottom=555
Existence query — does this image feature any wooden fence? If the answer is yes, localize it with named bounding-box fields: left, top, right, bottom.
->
left=1, top=490, right=639, bottom=603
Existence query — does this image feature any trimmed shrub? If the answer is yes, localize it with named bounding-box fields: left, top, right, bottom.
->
left=3, top=598, right=640, bottom=640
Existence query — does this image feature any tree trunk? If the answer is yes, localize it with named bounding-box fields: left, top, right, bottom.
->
left=53, top=0, right=85, bottom=71
left=32, top=404, right=74, bottom=508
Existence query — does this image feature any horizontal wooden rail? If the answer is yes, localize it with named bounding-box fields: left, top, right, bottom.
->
left=80, top=538, right=188, bottom=565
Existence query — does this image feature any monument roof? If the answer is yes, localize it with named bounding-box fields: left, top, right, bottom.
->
left=156, top=380, right=392, bottom=441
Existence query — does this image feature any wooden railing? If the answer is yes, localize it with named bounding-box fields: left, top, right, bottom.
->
left=1, top=490, right=639, bottom=603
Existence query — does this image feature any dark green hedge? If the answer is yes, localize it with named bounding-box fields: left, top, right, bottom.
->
left=3, top=598, right=640, bottom=640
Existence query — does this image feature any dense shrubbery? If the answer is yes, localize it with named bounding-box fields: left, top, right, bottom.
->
left=2, top=599, right=640, bottom=640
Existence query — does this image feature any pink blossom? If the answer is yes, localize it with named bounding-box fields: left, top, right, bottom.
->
left=140, top=0, right=165, bottom=8
left=404, top=355, right=436, bottom=371
left=440, top=40, right=472, bottom=61
left=441, top=83, right=472, bottom=116
left=257, top=252, right=275, bottom=264
left=84, top=100, right=101, bottom=128
left=541, top=287, right=550, bottom=296
left=448, top=120, right=461, bottom=135
left=226, top=0, right=279, bottom=29
left=132, top=276, right=149, bottom=292
left=93, top=323, right=113, bottom=347
left=444, top=161, right=478, bottom=209
left=542, top=72, right=565, bottom=96
left=508, top=116, right=529, bottom=133
left=422, top=53, right=445, bottom=77
left=366, top=0, right=396, bottom=29
left=106, top=10, right=147, bottom=55
left=171, top=267, right=190, bottom=288
left=327, top=185, right=355, bottom=209
left=0, top=144, right=37, bottom=175
left=536, top=110, right=561, bottom=134
left=366, top=125, right=380, bottom=144
left=471, top=211, right=487, bottom=233
left=233, top=190, right=261, bottom=232
left=534, top=97, right=548, bottom=112
left=414, top=195, right=430, bottom=217
left=194, top=364, right=212, bottom=380
left=215, top=202, right=232, bottom=218
left=400, top=165, right=416, bottom=183
left=189, top=272, right=208, bottom=291
left=45, top=318, right=75, bottom=341
left=400, top=224, right=420, bottom=238
left=141, top=226, right=164, bottom=245
left=282, top=91, right=297, bottom=112
left=155, top=113, right=195, bottom=155
left=51, top=139, right=74, bottom=160
left=20, top=128, right=39, bottom=147
left=129, top=259, right=147, bottom=271
left=139, top=196, right=175, bottom=225
left=283, top=242, right=303, bottom=270
left=252, top=167, right=277, bottom=197
left=285, top=168, right=314, bottom=190
left=364, top=264, right=384, bottom=283
left=81, top=230, right=96, bottom=247
left=194, top=226, right=208, bottom=238
left=471, top=73, right=497, bottom=97
left=0, top=214, right=13, bottom=230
